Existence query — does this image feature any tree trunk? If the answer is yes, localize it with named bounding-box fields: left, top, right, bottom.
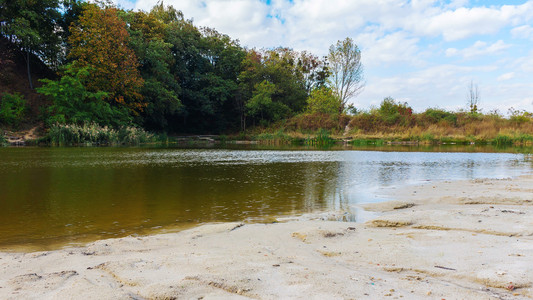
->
left=25, top=50, right=33, bottom=90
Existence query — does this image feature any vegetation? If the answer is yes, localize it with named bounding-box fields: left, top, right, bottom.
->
left=0, top=0, right=532, bottom=149
left=45, top=123, right=154, bottom=146
left=0, top=92, right=26, bottom=127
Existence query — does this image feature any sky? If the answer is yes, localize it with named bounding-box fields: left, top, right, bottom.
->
left=113, top=0, right=533, bottom=114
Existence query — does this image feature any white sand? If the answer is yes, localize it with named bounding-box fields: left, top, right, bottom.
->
left=1, top=175, right=533, bottom=299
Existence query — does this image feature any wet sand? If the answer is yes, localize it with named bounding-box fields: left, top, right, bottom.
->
left=1, top=175, right=532, bottom=299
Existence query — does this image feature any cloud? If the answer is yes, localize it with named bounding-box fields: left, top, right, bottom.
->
left=511, top=25, right=533, bottom=40
left=445, top=40, right=511, bottom=59
left=359, top=31, right=421, bottom=66
left=497, top=72, right=515, bottom=81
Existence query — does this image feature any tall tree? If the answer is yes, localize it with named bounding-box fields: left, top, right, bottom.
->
left=328, top=37, right=364, bottom=113
left=467, top=80, right=480, bottom=114
left=297, top=51, right=329, bottom=93
left=68, top=3, right=144, bottom=114
left=124, top=9, right=182, bottom=130
left=0, top=0, right=62, bottom=88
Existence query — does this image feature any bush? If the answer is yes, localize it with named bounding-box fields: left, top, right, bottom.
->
left=377, top=97, right=413, bottom=126
left=286, top=112, right=347, bottom=132
left=348, top=112, right=381, bottom=132
left=0, top=93, right=26, bottom=127
left=508, top=108, right=532, bottom=125
left=421, top=108, right=457, bottom=125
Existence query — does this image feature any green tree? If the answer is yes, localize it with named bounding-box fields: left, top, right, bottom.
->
left=0, top=0, right=62, bottom=88
left=328, top=37, right=364, bottom=113
left=307, top=87, right=340, bottom=115
left=238, top=48, right=309, bottom=129
left=246, top=80, right=289, bottom=125
left=68, top=3, right=144, bottom=114
left=37, top=63, right=131, bottom=127
left=124, top=9, right=182, bottom=130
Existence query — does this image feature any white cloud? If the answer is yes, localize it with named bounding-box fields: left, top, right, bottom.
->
left=360, top=31, right=421, bottom=66
left=497, top=72, right=515, bottom=81
left=445, top=40, right=511, bottom=59
left=511, top=25, right=533, bottom=40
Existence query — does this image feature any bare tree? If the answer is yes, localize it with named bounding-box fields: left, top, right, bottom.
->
left=468, top=80, right=480, bottom=114
left=327, top=37, right=365, bottom=113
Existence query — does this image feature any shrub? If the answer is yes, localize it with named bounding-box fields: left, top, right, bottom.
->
left=0, top=93, right=26, bottom=127
left=421, top=108, right=457, bottom=125
left=377, top=97, right=413, bottom=126
left=286, top=112, right=346, bottom=132
left=508, top=108, right=532, bottom=125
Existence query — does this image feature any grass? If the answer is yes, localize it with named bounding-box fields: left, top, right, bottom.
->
left=45, top=123, right=155, bottom=146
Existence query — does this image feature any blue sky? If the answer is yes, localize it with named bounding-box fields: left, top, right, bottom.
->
left=114, top=0, right=533, bottom=114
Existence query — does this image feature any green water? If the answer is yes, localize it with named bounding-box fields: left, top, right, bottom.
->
left=0, top=146, right=531, bottom=250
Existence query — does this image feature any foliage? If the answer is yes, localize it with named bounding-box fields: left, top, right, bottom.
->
left=307, top=87, right=340, bottom=115
left=508, top=108, right=532, bottom=124
left=0, top=0, right=62, bottom=87
left=327, top=37, right=364, bottom=112
left=285, top=112, right=350, bottom=132
left=0, top=92, right=26, bottom=127
left=46, top=122, right=153, bottom=146
left=421, top=108, right=457, bottom=125
left=37, top=64, right=131, bottom=127
left=124, top=8, right=182, bottom=130
left=68, top=3, right=144, bottom=113
left=246, top=80, right=290, bottom=124
left=377, top=97, right=413, bottom=126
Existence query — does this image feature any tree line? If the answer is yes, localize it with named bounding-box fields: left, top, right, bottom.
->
left=0, top=0, right=363, bottom=134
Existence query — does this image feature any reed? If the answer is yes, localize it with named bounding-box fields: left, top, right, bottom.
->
left=47, top=123, right=154, bottom=146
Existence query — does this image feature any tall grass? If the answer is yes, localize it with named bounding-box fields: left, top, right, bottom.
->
left=47, top=123, right=154, bottom=146
left=305, top=128, right=335, bottom=146
left=254, top=129, right=292, bottom=144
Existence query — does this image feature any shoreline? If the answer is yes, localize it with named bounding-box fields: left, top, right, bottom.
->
left=1, top=175, right=532, bottom=299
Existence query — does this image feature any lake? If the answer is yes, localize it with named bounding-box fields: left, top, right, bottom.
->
left=0, top=146, right=531, bottom=250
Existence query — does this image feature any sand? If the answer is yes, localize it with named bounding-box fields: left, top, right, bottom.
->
left=1, top=175, right=532, bottom=299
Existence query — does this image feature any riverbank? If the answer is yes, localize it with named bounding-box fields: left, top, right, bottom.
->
left=1, top=175, right=532, bottom=299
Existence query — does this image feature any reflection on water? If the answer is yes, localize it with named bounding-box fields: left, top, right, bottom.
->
left=0, top=146, right=531, bottom=250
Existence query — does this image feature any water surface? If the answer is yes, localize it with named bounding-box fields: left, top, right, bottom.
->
left=0, top=146, right=531, bottom=250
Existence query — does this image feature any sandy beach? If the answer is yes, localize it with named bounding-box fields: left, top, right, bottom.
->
left=1, top=175, right=532, bottom=299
